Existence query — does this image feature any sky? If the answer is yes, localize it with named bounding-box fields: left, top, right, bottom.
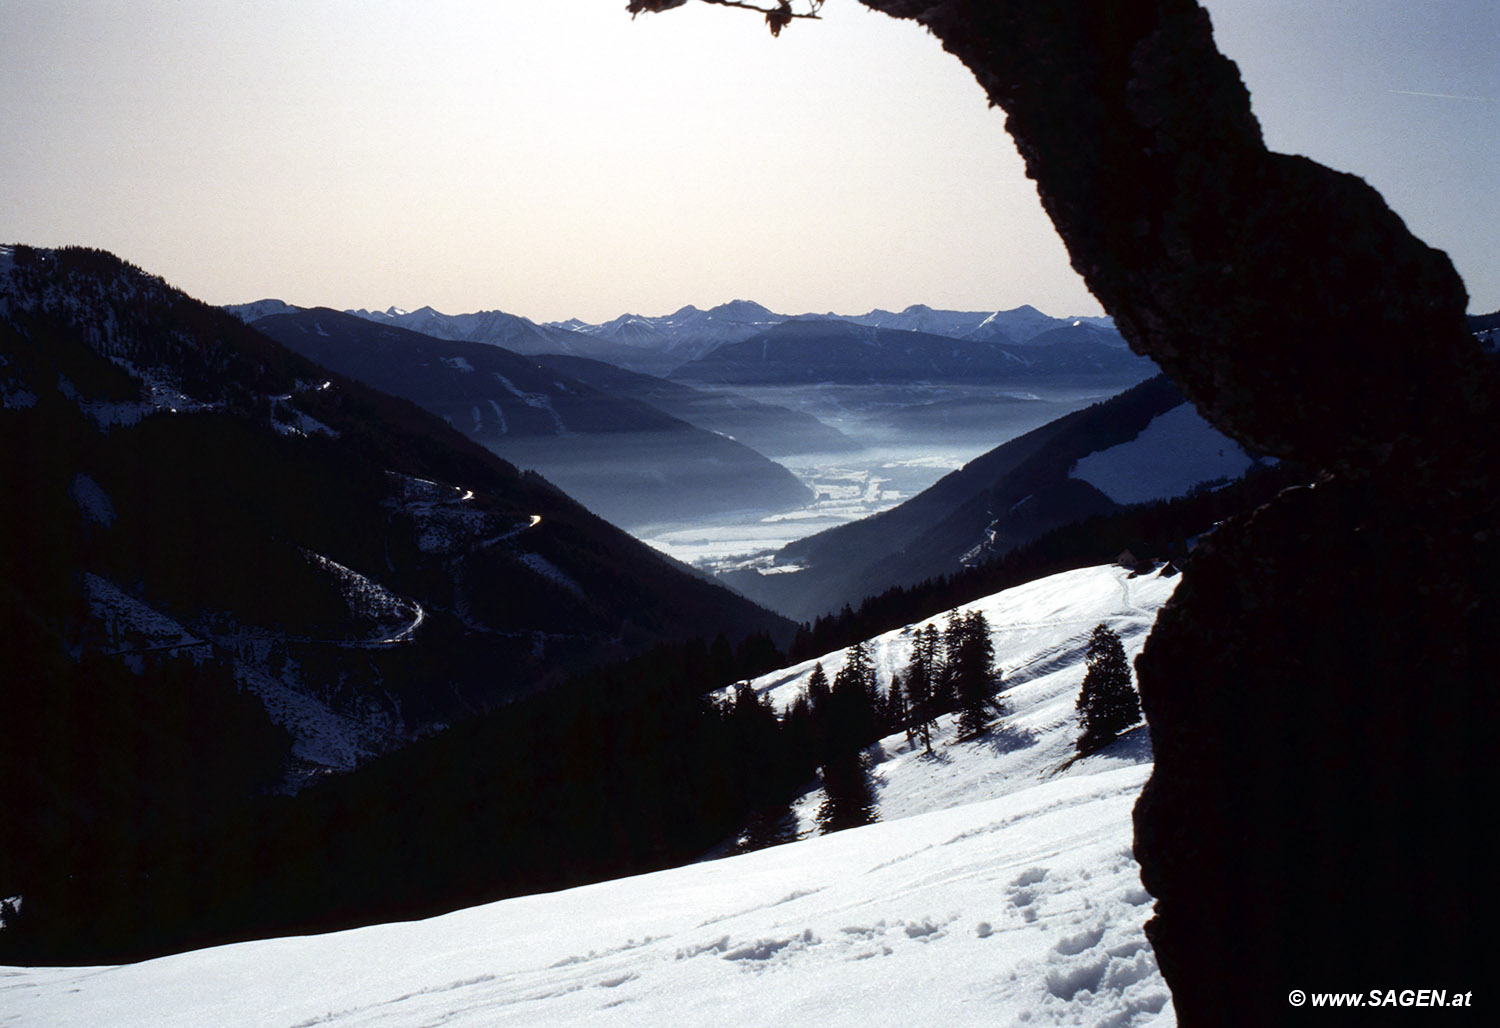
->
left=1, top=0, right=1495, bottom=323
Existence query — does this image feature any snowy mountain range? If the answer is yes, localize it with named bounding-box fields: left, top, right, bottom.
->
left=548, top=299, right=787, bottom=371
left=6, top=563, right=1181, bottom=1028
left=548, top=299, right=1120, bottom=368
left=228, top=297, right=1130, bottom=379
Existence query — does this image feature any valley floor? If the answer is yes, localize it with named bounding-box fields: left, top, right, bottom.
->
left=2, top=564, right=1178, bottom=1027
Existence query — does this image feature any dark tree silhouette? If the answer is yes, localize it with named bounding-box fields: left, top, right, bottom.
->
left=950, top=610, right=1001, bottom=740
left=826, top=640, right=878, bottom=758
left=1075, top=624, right=1140, bottom=755
left=902, top=628, right=938, bottom=753
left=815, top=751, right=878, bottom=834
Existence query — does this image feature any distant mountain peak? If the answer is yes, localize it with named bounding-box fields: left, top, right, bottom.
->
left=223, top=298, right=304, bottom=323
left=706, top=299, right=777, bottom=321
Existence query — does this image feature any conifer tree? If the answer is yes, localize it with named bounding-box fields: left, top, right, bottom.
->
left=1075, top=623, right=1141, bottom=754
left=805, top=661, right=831, bottom=717
left=816, top=750, right=878, bottom=834
left=939, top=611, right=963, bottom=703
left=837, top=638, right=877, bottom=702
left=781, top=692, right=816, bottom=781
left=952, top=610, right=1001, bottom=739
left=903, top=632, right=937, bottom=753
left=828, top=640, right=878, bottom=756
left=803, top=661, right=833, bottom=763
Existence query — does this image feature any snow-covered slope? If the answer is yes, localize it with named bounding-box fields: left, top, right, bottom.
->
left=4, top=565, right=1178, bottom=1027
left=1070, top=402, right=1253, bottom=505
left=749, top=563, right=1176, bottom=830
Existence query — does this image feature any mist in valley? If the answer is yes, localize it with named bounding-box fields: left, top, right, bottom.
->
left=629, top=383, right=1128, bottom=572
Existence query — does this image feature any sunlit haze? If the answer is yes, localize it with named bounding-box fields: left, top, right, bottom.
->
left=2, top=0, right=1495, bottom=321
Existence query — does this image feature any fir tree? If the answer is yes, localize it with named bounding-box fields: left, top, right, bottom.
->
left=799, top=660, right=835, bottom=764
left=936, top=611, right=963, bottom=710
left=1075, top=623, right=1141, bottom=754
left=903, top=631, right=938, bottom=753
left=952, top=610, right=1001, bottom=739
left=837, top=639, right=877, bottom=702
left=879, top=674, right=908, bottom=738
left=828, top=640, right=878, bottom=757
left=805, top=661, right=831, bottom=716
left=815, top=751, right=878, bottom=834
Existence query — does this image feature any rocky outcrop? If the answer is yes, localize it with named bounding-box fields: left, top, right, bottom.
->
left=850, top=1, right=1499, bottom=1021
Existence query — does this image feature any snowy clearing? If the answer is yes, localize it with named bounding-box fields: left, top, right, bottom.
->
left=1070, top=402, right=1251, bottom=504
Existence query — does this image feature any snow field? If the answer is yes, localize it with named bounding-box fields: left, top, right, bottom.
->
left=0, top=768, right=1170, bottom=1028
left=3, top=564, right=1179, bottom=1027
left=746, top=564, right=1176, bottom=822
left=1070, top=402, right=1252, bottom=505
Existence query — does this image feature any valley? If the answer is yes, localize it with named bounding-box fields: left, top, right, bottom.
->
left=244, top=296, right=1161, bottom=588
left=631, top=386, right=1108, bottom=571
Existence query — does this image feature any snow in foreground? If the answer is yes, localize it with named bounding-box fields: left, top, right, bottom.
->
left=2, top=565, right=1178, bottom=1027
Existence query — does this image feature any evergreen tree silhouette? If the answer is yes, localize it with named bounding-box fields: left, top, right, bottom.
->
left=952, top=610, right=1001, bottom=739
left=1074, top=623, right=1140, bottom=755
left=903, top=630, right=938, bottom=753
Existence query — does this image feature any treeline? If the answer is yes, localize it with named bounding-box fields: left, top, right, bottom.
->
left=789, top=457, right=1310, bottom=662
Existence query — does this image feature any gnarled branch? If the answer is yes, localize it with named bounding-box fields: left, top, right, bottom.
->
left=627, top=0, right=824, bottom=37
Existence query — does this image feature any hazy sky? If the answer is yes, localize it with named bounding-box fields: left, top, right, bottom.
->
left=2, top=1, right=1495, bottom=322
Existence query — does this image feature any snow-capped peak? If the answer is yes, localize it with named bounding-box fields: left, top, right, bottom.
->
left=221, top=298, right=302, bottom=323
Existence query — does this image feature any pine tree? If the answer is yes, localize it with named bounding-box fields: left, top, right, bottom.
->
left=879, top=674, right=908, bottom=737
left=903, top=631, right=938, bottom=753
left=952, top=610, right=1001, bottom=739
left=805, top=662, right=831, bottom=717
left=837, top=639, right=877, bottom=702
left=1075, top=623, right=1141, bottom=754
left=937, top=611, right=963, bottom=711
left=803, top=661, right=833, bottom=764
left=781, top=692, right=816, bottom=781
left=816, top=750, right=879, bottom=834
left=828, top=640, right=878, bottom=757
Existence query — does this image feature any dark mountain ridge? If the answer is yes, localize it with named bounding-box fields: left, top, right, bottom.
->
left=0, top=244, right=807, bottom=964
left=0, top=245, right=792, bottom=777
left=251, top=308, right=813, bottom=526
left=667, top=317, right=1153, bottom=387
left=529, top=352, right=860, bottom=457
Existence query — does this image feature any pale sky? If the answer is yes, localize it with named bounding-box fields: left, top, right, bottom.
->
left=2, top=0, right=1495, bottom=322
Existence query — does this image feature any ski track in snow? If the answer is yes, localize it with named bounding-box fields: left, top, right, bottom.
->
left=3, top=564, right=1178, bottom=1028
